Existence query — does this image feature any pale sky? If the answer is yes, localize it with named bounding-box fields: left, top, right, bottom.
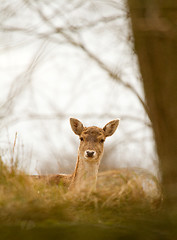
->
left=0, top=0, right=158, bottom=176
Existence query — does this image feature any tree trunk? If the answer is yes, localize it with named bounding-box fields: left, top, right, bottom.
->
left=128, top=0, right=177, bottom=201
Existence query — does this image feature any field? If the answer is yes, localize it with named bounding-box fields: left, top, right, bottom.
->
left=0, top=158, right=177, bottom=240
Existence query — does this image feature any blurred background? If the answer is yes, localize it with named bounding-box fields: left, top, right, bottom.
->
left=0, top=0, right=157, bottom=176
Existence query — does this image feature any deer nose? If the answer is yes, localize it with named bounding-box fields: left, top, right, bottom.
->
left=85, top=150, right=96, bottom=158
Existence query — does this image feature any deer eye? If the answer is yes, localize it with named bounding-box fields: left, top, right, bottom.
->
left=100, top=139, right=105, bottom=143
left=80, top=137, right=84, bottom=141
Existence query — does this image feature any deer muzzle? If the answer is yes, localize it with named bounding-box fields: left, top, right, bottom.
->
left=84, top=150, right=96, bottom=159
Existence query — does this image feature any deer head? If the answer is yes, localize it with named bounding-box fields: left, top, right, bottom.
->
left=70, top=118, right=119, bottom=164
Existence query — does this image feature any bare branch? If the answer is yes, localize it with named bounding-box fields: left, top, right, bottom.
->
left=0, top=40, right=48, bottom=117
left=33, top=6, right=149, bottom=118
left=0, top=112, right=151, bottom=129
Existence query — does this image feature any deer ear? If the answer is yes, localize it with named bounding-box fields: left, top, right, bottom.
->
left=70, top=118, right=84, bottom=135
left=103, top=119, right=120, bottom=137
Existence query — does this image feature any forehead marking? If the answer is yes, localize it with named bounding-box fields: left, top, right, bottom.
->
left=81, top=127, right=105, bottom=141
left=83, top=127, right=104, bottom=134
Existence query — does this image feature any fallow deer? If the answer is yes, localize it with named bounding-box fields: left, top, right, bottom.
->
left=33, top=118, right=118, bottom=189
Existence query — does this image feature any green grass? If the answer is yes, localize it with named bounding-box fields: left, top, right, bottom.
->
left=0, top=157, right=177, bottom=240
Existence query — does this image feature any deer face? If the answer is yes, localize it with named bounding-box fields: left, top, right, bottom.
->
left=70, top=118, right=119, bottom=163
left=79, top=126, right=105, bottom=162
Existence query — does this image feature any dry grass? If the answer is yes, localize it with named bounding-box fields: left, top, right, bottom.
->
left=0, top=156, right=161, bottom=224
left=0, top=156, right=177, bottom=240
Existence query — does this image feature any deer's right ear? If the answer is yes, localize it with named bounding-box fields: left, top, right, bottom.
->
left=70, top=118, right=84, bottom=135
left=103, top=119, right=119, bottom=137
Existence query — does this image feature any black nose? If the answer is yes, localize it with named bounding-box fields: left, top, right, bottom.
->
left=86, top=151, right=95, bottom=158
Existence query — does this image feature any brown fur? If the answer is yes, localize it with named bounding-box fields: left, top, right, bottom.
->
left=30, top=119, right=119, bottom=189
left=31, top=174, right=72, bottom=187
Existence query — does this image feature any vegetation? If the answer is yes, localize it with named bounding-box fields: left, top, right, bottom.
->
left=0, top=156, right=176, bottom=240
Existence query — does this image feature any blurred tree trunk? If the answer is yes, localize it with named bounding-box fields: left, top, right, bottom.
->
left=128, top=0, right=177, bottom=200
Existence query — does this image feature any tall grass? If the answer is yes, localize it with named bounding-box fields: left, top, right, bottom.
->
left=0, top=155, right=177, bottom=240
left=0, top=156, right=151, bottom=224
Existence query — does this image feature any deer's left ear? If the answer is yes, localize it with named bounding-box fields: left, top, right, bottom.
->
left=103, top=119, right=120, bottom=137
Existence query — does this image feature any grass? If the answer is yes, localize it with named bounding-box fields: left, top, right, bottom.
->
left=0, top=156, right=177, bottom=240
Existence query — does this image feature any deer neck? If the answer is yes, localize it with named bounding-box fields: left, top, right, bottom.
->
left=70, top=155, right=101, bottom=190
